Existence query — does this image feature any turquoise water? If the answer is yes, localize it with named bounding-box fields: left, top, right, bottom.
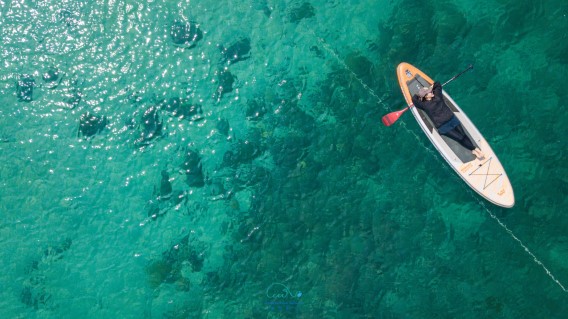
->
left=1, top=0, right=567, bottom=318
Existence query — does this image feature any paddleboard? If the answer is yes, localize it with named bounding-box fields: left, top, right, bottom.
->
left=397, top=62, right=515, bottom=208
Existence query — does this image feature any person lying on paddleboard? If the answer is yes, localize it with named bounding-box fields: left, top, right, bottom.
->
left=412, top=82, right=485, bottom=160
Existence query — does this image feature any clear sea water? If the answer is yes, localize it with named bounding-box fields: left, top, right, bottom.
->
left=1, top=0, right=567, bottom=318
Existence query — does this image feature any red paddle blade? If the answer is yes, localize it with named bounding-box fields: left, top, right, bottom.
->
left=381, top=107, right=409, bottom=126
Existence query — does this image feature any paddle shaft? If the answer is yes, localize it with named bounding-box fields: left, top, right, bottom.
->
left=381, top=64, right=473, bottom=126
left=441, top=64, right=473, bottom=87
left=412, top=63, right=473, bottom=106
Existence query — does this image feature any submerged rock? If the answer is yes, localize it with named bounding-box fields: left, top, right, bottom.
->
left=62, top=77, right=83, bottom=109
left=159, top=170, right=173, bottom=200
left=42, top=67, right=62, bottom=89
left=146, top=234, right=205, bottom=289
left=0, top=134, right=12, bottom=143
left=216, top=118, right=230, bottom=136
left=215, top=69, right=235, bottom=100
left=222, top=138, right=263, bottom=168
left=245, top=98, right=269, bottom=121
left=146, top=202, right=161, bottom=220
left=20, top=271, right=52, bottom=310
left=181, top=149, right=205, bottom=187
left=161, top=97, right=203, bottom=121
left=270, top=134, right=309, bottom=170
left=78, top=112, right=107, bottom=138
left=162, top=234, right=205, bottom=272
left=170, top=20, right=203, bottom=48
left=149, top=169, right=188, bottom=220
left=288, top=2, right=315, bottom=23
left=43, top=238, right=73, bottom=260
left=137, top=105, right=163, bottom=144
left=253, top=0, right=272, bottom=17
left=58, top=9, right=79, bottom=27
left=21, top=238, right=72, bottom=310
left=220, top=38, right=251, bottom=65
left=16, top=74, right=35, bottom=102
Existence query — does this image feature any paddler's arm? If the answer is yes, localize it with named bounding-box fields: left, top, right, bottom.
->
left=411, top=94, right=424, bottom=110
left=432, top=81, right=442, bottom=95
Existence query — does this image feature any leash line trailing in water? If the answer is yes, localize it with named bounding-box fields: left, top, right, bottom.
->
left=476, top=199, right=568, bottom=292
left=309, top=30, right=438, bottom=151
left=308, top=29, right=567, bottom=293
left=309, top=30, right=388, bottom=106
left=309, top=29, right=450, bottom=157
left=310, top=30, right=456, bottom=159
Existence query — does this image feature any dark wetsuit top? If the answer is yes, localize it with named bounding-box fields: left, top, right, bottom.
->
left=411, top=81, right=476, bottom=151
left=411, top=81, right=454, bottom=128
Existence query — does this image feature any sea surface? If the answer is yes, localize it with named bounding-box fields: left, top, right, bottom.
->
left=1, top=0, right=567, bottom=318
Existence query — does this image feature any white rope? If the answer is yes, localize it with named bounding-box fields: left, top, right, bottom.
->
left=477, top=199, right=567, bottom=292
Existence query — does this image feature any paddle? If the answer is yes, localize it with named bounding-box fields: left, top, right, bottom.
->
left=381, top=64, right=474, bottom=126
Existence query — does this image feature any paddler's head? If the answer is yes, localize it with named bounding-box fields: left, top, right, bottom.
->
left=418, top=86, right=433, bottom=101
